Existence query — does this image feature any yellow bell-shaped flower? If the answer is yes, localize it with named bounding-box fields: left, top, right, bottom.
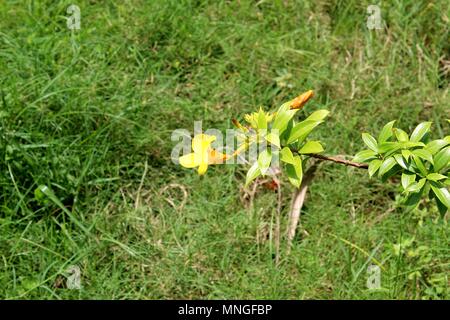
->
left=179, top=134, right=228, bottom=175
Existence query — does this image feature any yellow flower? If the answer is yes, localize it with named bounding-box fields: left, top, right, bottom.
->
left=290, top=90, right=314, bottom=109
left=244, top=107, right=275, bottom=128
left=179, top=134, right=228, bottom=175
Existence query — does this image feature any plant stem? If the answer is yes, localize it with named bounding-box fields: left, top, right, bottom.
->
left=284, top=150, right=367, bottom=253
left=307, top=153, right=368, bottom=169
left=286, top=165, right=317, bottom=253
left=285, top=151, right=367, bottom=252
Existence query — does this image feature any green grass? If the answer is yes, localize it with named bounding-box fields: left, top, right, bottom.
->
left=0, top=0, right=449, bottom=299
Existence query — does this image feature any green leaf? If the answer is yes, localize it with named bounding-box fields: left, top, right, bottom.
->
left=405, top=178, right=426, bottom=193
left=298, top=141, right=324, bottom=154
left=433, top=146, right=450, bottom=172
left=34, top=185, right=48, bottom=203
left=394, top=154, right=408, bottom=169
left=445, top=135, right=450, bottom=144
left=427, top=173, right=447, bottom=182
left=286, top=155, right=303, bottom=188
left=412, top=155, right=428, bottom=176
left=265, top=132, right=280, bottom=148
left=402, top=149, right=412, bottom=160
left=410, top=122, right=432, bottom=142
left=305, top=109, right=329, bottom=122
left=378, top=157, right=397, bottom=177
left=404, top=186, right=424, bottom=209
left=430, top=184, right=450, bottom=209
left=436, top=198, right=448, bottom=215
left=280, top=147, right=296, bottom=164
left=277, top=101, right=292, bottom=111
left=412, top=149, right=433, bottom=164
left=402, top=173, right=416, bottom=189
left=425, top=139, right=449, bottom=155
left=257, top=108, right=267, bottom=130
left=272, top=106, right=296, bottom=134
left=368, top=159, right=382, bottom=177
left=257, top=149, right=272, bottom=175
left=353, top=149, right=377, bottom=163
left=281, top=117, right=294, bottom=141
left=378, top=142, right=402, bottom=155
left=34, top=185, right=90, bottom=234
left=378, top=120, right=396, bottom=143
left=401, top=141, right=426, bottom=149
left=393, top=128, right=409, bottom=142
left=362, top=133, right=378, bottom=152
left=245, top=162, right=261, bottom=186
left=286, top=120, right=322, bottom=145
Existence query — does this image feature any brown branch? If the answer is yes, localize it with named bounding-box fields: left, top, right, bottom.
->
left=286, top=164, right=318, bottom=253
left=306, top=153, right=368, bottom=169
left=284, top=151, right=367, bottom=253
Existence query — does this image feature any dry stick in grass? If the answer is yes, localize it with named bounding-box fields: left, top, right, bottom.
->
left=159, top=183, right=188, bottom=212
left=244, top=176, right=282, bottom=263
left=275, top=178, right=282, bottom=265
left=286, top=154, right=368, bottom=252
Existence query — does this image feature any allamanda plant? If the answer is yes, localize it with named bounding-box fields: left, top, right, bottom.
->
left=178, top=91, right=449, bottom=257
left=179, top=90, right=327, bottom=187
left=354, top=120, right=450, bottom=214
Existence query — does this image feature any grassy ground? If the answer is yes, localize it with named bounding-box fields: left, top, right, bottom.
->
left=0, top=0, right=449, bottom=299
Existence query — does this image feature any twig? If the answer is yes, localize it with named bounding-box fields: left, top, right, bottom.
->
left=285, top=151, right=366, bottom=252
left=307, top=153, right=368, bottom=169
left=240, top=177, right=273, bottom=210
left=286, top=165, right=318, bottom=253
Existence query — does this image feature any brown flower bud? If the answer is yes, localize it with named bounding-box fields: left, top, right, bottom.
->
left=290, top=90, right=314, bottom=109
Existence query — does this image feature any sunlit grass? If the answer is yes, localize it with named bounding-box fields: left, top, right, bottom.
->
left=0, top=0, right=448, bottom=299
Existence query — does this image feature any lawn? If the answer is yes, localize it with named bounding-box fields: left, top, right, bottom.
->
left=0, top=0, right=449, bottom=299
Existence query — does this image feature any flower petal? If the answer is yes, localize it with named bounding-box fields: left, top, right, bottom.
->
left=179, top=153, right=201, bottom=168
left=192, top=134, right=216, bottom=153
left=197, top=162, right=208, bottom=175
left=208, top=149, right=229, bottom=164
